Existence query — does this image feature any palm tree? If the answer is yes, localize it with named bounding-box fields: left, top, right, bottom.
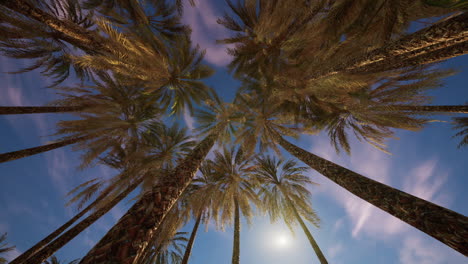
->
left=0, top=72, right=163, bottom=165
left=15, top=123, right=195, bottom=264
left=181, top=162, right=219, bottom=264
left=0, top=0, right=98, bottom=86
left=78, top=92, right=239, bottom=264
left=208, top=146, right=261, bottom=264
left=0, top=106, right=87, bottom=115
left=150, top=33, right=215, bottom=115
left=43, top=256, right=79, bottom=264
left=140, top=232, right=188, bottom=264
left=0, top=233, right=15, bottom=264
left=218, top=1, right=467, bottom=81
left=83, top=0, right=188, bottom=43
left=272, top=133, right=468, bottom=256
left=453, top=117, right=468, bottom=148
left=254, top=156, right=327, bottom=264
left=303, top=12, right=468, bottom=80
left=266, top=65, right=456, bottom=154
left=1, top=0, right=107, bottom=52
left=0, top=135, right=94, bottom=164
left=236, top=91, right=468, bottom=255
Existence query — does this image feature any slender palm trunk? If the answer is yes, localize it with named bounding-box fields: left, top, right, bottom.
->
left=25, top=178, right=144, bottom=264
left=79, top=131, right=220, bottom=264
left=232, top=198, right=240, bottom=264
left=0, top=106, right=86, bottom=115
left=0, top=135, right=92, bottom=164
left=384, top=105, right=468, bottom=114
left=351, top=41, right=468, bottom=74
left=9, top=183, right=117, bottom=264
left=309, top=12, right=468, bottom=80
left=1, top=0, right=108, bottom=52
left=181, top=211, right=203, bottom=264
left=285, top=195, right=328, bottom=264
left=274, top=134, right=468, bottom=255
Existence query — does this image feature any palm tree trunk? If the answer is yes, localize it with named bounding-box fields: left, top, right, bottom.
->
left=25, top=178, right=144, bottom=264
left=273, top=134, right=468, bottom=256
left=285, top=196, right=328, bottom=264
left=0, top=135, right=92, bottom=164
left=1, top=0, right=108, bottom=52
left=350, top=41, right=467, bottom=74
left=384, top=105, right=468, bottom=114
left=0, top=106, right=86, bottom=115
left=78, top=131, right=220, bottom=264
left=181, top=211, right=203, bottom=264
left=9, top=183, right=117, bottom=264
left=232, top=198, right=240, bottom=264
left=309, top=12, right=468, bottom=80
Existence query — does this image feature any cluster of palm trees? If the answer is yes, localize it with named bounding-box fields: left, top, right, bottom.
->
left=0, top=0, right=467, bottom=263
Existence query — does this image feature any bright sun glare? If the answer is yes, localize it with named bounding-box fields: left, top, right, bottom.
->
left=274, top=234, right=290, bottom=248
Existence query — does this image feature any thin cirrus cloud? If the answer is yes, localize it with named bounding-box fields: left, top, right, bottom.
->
left=183, top=0, right=233, bottom=66
left=306, top=133, right=463, bottom=262
left=307, top=134, right=453, bottom=239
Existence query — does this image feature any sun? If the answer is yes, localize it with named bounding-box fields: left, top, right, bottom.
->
left=274, top=234, right=290, bottom=248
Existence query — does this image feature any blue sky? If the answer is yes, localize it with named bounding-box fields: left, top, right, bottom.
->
left=1, top=1, right=467, bottom=263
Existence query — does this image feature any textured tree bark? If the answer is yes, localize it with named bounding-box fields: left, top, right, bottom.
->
left=382, top=105, right=468, bottom=113
left=78, top=131, right=219, bottom=264
left=25, top=178, right=144, bottom=264
left=0, top=106, right=86, bottom=115
left=285, top=195, right=328, bottom=264
left=349, top=41, right=468, bottom=74
left=181, top=211, right=203, bottom=264
left=274, top=134, right=468, bottom=256
left=308, top=12, right=468, bottom=80
left=0, top=135, right=92, bottom=164
left=231, top=198, right=240, bottom=264
left=1, top=0, right=108, bottom=52
left=9, top=183, right=117, bottom=264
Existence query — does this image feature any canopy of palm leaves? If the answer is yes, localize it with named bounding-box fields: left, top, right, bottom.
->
left=1, top=0, right=468, bottom=261
left=255, top=156, right=320, bottom=231
left=207, top=146, right=261, bottom=229
left=0, top=0, right=94, bottom=86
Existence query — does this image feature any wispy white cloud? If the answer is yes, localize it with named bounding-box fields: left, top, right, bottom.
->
left=402, top=159, right=451, bottom=207
left=183, top=0, right=232, bottom=66
left=308, top=133, right=452, bottom=240
left=398, top=235, right=465, bottom=264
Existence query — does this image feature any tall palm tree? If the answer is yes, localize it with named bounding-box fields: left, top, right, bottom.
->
left=180, top=161, right=223, bottom=264
left=303, top=11, right=468, bottom=81
left=0, top=72, right=163, bottom=165
left=15, top=123, right=194, bottom=264
left=218, top=0, right=467, bottom=82
left=1, top=0, right=106, bottom=52
left=0, top=0, right=98, bottom=86
left=0, top=233, right=15, bottom=264
left=254, top=156, right=327, bottom=264
left=272, top=133, right=468, bottom=256
left=236, top=92, right=468, bottom=255
left=0, top=106, right=87, bottom=115
left=208, top=146, right=261, bottom=264
left=78, top=92, right=240, bottom=264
